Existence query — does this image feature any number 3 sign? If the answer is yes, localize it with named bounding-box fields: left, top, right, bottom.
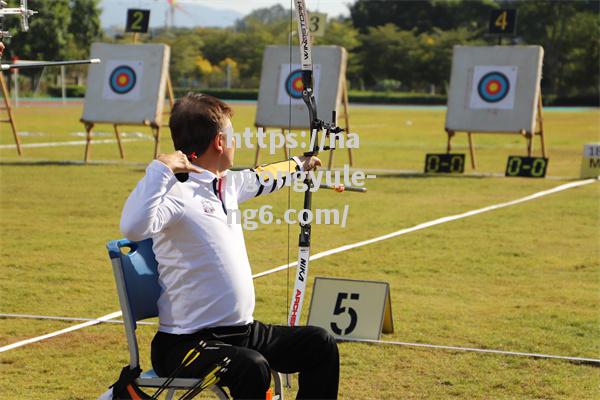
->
left=307, top=277, right=394, bottom=340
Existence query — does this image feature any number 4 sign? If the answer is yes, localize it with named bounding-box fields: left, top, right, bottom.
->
left=307, top=277, right=394, bottom=340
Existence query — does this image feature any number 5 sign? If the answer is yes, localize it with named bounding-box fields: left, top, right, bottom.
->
left=307, top=277, right=394, bottom=340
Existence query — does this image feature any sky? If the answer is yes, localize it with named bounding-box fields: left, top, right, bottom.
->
left=125, top=0, right=352, bottom=19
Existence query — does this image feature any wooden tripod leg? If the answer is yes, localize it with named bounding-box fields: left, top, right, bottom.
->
left=83, top=121, right=94, bottom=162
left=527, top=133, right=533, bottom=157
left=537, top=95, right=546, bottom=157
left=0, top=73, right=22, bottom=156
left=167, top=74, right=175, bottom=109
left=113, top=124, right=125, bottom=159
left=539, top=131, right=547, bottom=158
left=446, top=129, right=454, bottom=153
left=153, top=125, right=161, bottom=159
left=467, top=132, right=476, bottom=170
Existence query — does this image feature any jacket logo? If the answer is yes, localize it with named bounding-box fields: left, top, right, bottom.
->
left=201, top=199, right=216, bottom=214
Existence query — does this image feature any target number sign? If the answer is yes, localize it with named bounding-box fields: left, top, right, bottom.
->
left=424, top=153, right=465, bottom=173
left=102, top=60, right=144, bottom=101
left=489, top=9, right=517, bottom=35
left=469, top=65, right=517, bottom=110
left=505, top=156, right=548, bottom=178
left=308, top=12, right=327, bottom=37
left=126, top=9, right=150, bottom=33
left=580, top=144, right=600, bottom=178
left=307, top=277, right=394, bottom=341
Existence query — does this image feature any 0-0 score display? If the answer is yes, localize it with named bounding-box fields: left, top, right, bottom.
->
left=505, top=155, right=548, bottom=178
left=424, top=153, right=465, bottom=173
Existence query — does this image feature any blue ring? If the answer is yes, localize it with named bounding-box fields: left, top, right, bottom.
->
left=477, top=72, right=510, bottom=103
left=109, top=65, right=137, bottom=94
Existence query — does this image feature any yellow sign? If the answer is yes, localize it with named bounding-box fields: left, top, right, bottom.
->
left=581, top=143, right=600, bottom=178
left=308, top=12, right=327, bottom=37
left=307, top=277, right=393, bottom=340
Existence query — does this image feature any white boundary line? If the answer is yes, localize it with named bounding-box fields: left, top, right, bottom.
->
left=338, top=338, right=600, bottom=364
left=1, top=178, right=596, bottom=354
left=0, top=138, right=148, bottom=150
left=253, top=178, right=597, bottom=278
left=0, top=311, right=122, bottom=353
left=0, top=313, right=156, bottom=325
left=2, top=312, right=597, bottom=363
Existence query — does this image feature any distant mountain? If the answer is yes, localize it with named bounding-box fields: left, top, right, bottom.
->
left=100, top=0, right=244, bottom=30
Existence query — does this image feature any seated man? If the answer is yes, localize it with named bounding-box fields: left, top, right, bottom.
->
left=120, top=93, right=339, bottom=399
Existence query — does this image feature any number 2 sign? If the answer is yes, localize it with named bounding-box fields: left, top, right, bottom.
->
left=308, top=277, right=394, bottom=340
left=126, top=9, right=150, bottom=34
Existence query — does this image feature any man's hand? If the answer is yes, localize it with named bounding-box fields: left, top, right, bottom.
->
left=158, top=151, right=204, bottom=174
left=298, top=155, right=321, bottom=171
left=0, top=42, right=5, bottom=58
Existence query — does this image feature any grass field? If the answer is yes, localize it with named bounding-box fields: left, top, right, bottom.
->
left=0, top=103, right=599, bottom=399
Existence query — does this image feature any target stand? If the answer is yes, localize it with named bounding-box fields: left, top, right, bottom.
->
left=446, top=94, right=546, bottom=169
left=80, top=43, right=171, bottom=162
left=255, top=45, right=353, bottom=169
left=444, top=46, right=546, bottom=170
left=0, top=72, right=22, bottom=156
left=81, top=74, right=174, bottom=162
left=254, top=77, right=352, bottom=169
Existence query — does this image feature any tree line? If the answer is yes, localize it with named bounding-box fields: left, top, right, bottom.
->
left=3, top=0, right=598, bottom=99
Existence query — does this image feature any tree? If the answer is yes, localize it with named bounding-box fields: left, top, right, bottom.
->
left=67, top=0, right=103, bottom=60
left=349, top=0, right=497, bottom=35
left=318, top=19, right=362, bottom=86
left=515, top=0, right=600, bottom=97
left=4, top=0, right=71, bottom=62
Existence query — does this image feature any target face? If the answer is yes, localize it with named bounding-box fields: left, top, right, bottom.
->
left=285, top=70, right=305, bottom=99
left=477, top=72, right=510, bottom=103
left=109, top=65, right=137, bottom=94
left=277, top=64, right=321, bottom=106
left=102, top=60, right=144, bottom=101
left=469, top=65, right=517, bottom=110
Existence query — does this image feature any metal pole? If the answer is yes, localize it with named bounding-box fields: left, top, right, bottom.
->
left=60, top=65, right=66, bottom=104
left=12, top=68, right=18, bottom=107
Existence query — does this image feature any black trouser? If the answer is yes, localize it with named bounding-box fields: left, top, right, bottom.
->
left=151, top=320, right=339, bottom=400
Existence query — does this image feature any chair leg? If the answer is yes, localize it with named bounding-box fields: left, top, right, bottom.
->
left=272, top=371, right=285, bottom=400
left=210, top=385, right=230, bottom=399
left=164, top=388, right=176, bottom=400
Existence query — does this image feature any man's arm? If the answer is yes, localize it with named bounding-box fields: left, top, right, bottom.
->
left=120, top=152, right=203, bottom=241
left=235, top=156, right=321, bottom=203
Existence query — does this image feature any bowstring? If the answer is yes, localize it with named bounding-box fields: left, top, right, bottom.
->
left=286, top=0, right=293, bottom=323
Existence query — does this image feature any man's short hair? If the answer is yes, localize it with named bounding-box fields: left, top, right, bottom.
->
left=169, top=93, right=233, bottom=156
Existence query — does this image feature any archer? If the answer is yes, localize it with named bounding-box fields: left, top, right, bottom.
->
left=120, top=93, right=340, bottom=399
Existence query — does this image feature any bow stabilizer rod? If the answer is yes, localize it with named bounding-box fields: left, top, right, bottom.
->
left=1, top=58, right=101, bottom=70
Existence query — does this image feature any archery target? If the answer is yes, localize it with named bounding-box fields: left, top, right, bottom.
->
left=277, top=63, right=321, bottom=105
left=83, top=43, right=169, bottom=125
left=286, top=69, right=305, bottom=99
left=102, top=60, right=144, bottom=101
left=469, top=65, right=517, bottom=110
left=109, top=66, right=137, bottom=94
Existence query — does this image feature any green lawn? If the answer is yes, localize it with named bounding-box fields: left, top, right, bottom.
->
left=0, top=104, right=598, bottom=399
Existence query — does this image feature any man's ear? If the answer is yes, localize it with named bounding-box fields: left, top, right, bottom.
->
left=212, top=132, right=224, bottom=153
